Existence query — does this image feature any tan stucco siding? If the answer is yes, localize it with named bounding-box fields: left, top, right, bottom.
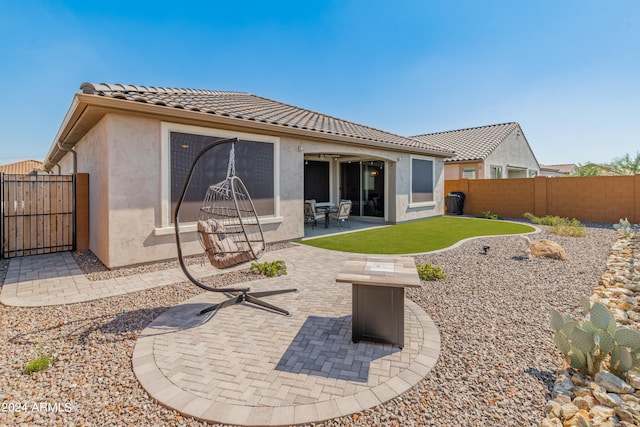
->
left=104, top=114, right=168, bottom=267
left=484, top=129, right=540, bottom=178
left=58, top=116, right=112, bottom=265
left=393, top=155, right=445, bottom=221
left=444, top=162, right=483, bottom=180
left=272, top=136, right=304, bottom=242
left=56, top=114, right=446, bottom=268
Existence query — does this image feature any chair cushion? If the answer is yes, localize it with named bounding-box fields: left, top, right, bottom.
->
left=304, top=199, right=317, bottom=212
left=198, top=219, right=256, bottom=269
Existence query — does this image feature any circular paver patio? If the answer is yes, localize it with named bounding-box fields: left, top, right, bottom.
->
left=133, top=247, right=440, bottom=426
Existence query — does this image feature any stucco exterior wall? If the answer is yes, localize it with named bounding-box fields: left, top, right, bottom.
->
left=484, top=129, right=539, bottom=178
left=59, top=116, right=112, bottom=265
left=104, top=114, right=166, bottom=267
left=444, top=162, right=483, bottom=180
left=296, top=140, right=445, bottom=222
left=55, top=114, right=446, bottom=268
left=394, top=155, right=445, bottom=221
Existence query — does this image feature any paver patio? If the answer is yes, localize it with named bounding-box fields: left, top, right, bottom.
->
left=1, top=245, right=440, bottom=426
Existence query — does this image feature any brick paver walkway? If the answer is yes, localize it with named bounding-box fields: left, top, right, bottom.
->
left=1, top=245, right=440, bottom=426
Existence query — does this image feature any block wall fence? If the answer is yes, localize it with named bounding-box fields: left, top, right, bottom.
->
left=445, top=175, right=640, bottom=224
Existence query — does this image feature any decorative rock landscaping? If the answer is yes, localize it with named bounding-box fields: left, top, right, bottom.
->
left=0, top=225, right=620, bottom=425
left=541, top=227, right=640, bottom=427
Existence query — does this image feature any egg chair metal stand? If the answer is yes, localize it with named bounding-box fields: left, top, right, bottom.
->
left=174, top=137, right=296, bottom=317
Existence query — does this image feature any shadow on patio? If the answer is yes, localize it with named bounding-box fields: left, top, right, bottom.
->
left=275, top=315, right=399, bottom=382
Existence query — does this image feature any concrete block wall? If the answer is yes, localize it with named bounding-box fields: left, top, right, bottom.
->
left=445, top=175, right=640, bottom=224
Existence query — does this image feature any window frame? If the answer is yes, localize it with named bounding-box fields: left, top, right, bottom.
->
left=409, top=155, right=436, bottom=208
left=462, top=167, right=477, bottom=179
left=304, top=159, right=332, bottom=204
left=156, top=122, right=281, bottom=235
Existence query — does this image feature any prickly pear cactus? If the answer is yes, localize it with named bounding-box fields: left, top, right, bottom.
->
left=550, top=299, right=640, bottom=378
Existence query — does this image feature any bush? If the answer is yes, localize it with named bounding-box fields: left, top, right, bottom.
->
left=250, top=260, right=287, bottom=277
left=551, top=223, right=587, bottom=237
left=416, top=262, right=446, bottom=281
left=23, top=343, right=53, bottom=374
left=524, top=212, right=585, bottom=237
left=476, top=211, right=502, bottom=220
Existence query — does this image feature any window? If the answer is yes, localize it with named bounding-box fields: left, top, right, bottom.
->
left=410, top=156, right=434, bottom=205
left=169, top=131, right=275, bottom=223
left=462, top=168, right=476, bottom=179
left=304, top=160, right=330, bottom=203
left=490, top=166, right=503, bottom=179
left=529, top=170, right=538, bottom=178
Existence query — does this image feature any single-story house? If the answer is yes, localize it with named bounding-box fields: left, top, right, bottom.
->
left=411, top=122, right=540, bottom=180
left=42, top=82, right=454, bottom=268
left=539, top=164, right=577, bottom=177
left=0, top=159, right=44, bottom=175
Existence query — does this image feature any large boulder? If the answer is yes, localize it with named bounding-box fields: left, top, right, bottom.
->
left=530, top=239, right=567, bottom=260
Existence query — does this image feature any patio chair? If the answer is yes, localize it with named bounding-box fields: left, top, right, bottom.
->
left=304, top=199, right=326, bottom=229
left=328, top=200, right=352, bottom=228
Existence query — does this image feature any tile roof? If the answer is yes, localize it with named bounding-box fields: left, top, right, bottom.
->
left=0, top=160, right=43, bottom=175
left=80, top=83, right=454, bottom=156
left=411, top=122, right=520, bottom=162
left=539, top=164, right=577, bottom=174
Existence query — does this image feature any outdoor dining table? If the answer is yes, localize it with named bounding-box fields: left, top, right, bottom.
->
left=336, top=256, right=422, bottom=348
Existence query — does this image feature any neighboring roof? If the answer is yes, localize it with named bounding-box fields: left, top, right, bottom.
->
left=411, top=122, right=521, bottom=162
left=0, top=160, right=43, bottom=175
left=78, top=82, right=454, bottom=156
left=539, top=164, right=577, bottom=174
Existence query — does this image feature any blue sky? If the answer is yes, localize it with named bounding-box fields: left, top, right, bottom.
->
left=1, top=0, right=638, bottom=166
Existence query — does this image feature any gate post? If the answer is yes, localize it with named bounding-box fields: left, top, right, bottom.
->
left=75, top=173, right=90, bottom=251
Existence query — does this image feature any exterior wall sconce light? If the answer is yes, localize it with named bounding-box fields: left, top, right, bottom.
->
left=298, top=146, right=304, bottom=152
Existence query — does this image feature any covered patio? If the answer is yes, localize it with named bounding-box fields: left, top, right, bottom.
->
left=304, top=153, right=390, bottom=219
left=302, top=216, right=389, bottom=239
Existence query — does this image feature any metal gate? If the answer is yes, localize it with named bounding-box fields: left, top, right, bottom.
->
left=0, top=174, right=75, bottom=258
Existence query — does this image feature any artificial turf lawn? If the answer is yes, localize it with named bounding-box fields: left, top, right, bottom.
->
left=300, top=216, right=535, bottom=254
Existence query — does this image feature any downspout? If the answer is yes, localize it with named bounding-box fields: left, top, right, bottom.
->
left=55, top=140, right=77, bottom=175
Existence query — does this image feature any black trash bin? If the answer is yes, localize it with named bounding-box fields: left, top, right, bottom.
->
left=445, top=191, right=465, bottom=215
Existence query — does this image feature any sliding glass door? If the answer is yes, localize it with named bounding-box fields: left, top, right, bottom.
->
left=340, top=161, right=384, bottom=217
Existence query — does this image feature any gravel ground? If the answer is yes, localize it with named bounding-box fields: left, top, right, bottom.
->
left=72, top=241, right=296, bottom=281
left=0, top=226, right=616, bottom=426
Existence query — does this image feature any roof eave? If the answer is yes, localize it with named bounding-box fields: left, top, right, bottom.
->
left=43, top=95, right=86, bottom=172
left=43, top=94, right=453, bottom=171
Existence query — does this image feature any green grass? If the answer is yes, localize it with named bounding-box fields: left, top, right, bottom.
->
left=300, top=216, right=535, bottom=254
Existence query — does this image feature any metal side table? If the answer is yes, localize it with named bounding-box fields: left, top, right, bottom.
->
left=336, top=256, right=421, bottom=348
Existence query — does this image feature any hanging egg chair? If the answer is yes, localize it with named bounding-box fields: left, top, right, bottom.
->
left=174, top=137, right=296, bottom=316
left=197, top=142, right=266, bottom=269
